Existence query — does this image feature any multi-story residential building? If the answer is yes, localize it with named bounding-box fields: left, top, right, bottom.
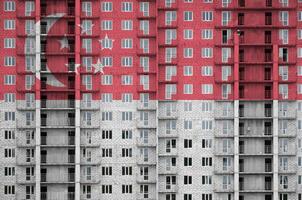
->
left=1, top=0, right=302, bottom=200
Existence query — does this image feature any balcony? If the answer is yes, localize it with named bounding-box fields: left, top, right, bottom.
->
left=137, top=101, right=157, bottom=111
left=136, top=137, right=156, bottom=147
left=158, top=183, right=178, bottom=193
left=158, top=129, right=178, bottom=138
left=41, top=155, right=75, bottom=165
left=41, top=118, right=75, bottom=127
left=41, top=100, right=75, bottom=109
left=41, top=136, right=75, bottom=147
left=158, top=1, right=178, bottom=10
left=264, top=145, right=272, bottom=154
left=41, top=192, right=75, bottom=200
left=41, top=173, right=75, bottom=183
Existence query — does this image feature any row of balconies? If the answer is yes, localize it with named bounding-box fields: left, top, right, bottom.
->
left=41, top=192, right=75, bottom=200
left=16, top=101, right=100, bottom=110
left=215, top=145, right=296, bottom=156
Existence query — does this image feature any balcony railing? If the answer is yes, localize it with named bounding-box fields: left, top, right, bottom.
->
left=265, top=145, right=272, bottom=154
left=41, top=100, right=75, bottom=109
left=68, top=155, right=75, bottom=163
left=265, top=182, right=272, bottom=190
left=41, top=118, right=75, bottom=127
left=265, top=108, right=272, bottom=117
left=239, top=145, right=244, bottom=154
left=41, top=192, right=75, bottom=200
left=265, top=164, right=272, bottom=172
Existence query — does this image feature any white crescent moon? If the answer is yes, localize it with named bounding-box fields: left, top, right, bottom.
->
left=29, top=13, right=66, bottom=87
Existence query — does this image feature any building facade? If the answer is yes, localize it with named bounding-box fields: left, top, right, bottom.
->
left=0, top=0, right=302, bottom=200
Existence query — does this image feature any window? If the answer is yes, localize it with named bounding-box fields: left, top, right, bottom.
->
left=298, top=29, right=302, bottom=40
left=122, top=130, right=132, bottom=139
left=101, top=57, right=112, bottom=67
left=101, top=20, right=113, bottom=30
left=121, top=75, right=133, bottom=85
left=121, top=2, right=133, bottom=12
left=201, top=48, right=213, bottom=58
left=122, top=185, right=132, bottom=193
left=101, top=185, right=112, bottom=194
left=201, top=29, right=213, bottom=39
left=202, top=194, right=212, bottom=200
left=201, top=66, right=213, bottom=76
left=298, top=66, right=302, bottom=76
left=4, top=130, right=15, bottom=140
left=122, top=166, right=132, bottom=175
left=4, top=93, right=15, bottom=102
left=184, top=11, right=193, bottom=21
left=82, top=2, right=92, bottom=16
left=101, top=93, right=112, bottom=102
left=102, top=148, right=112, bottom=157
left=184, top=102, right=192, bottom=111
left=299, top=11, right=302, bottom=21
left=122, top=148, right=132, bottom=157
left=201, top=84, right=213, bottom=94
left=140, top=2, right=149, bottom=16
left=101, top=166, right=112, bottom=175
left=279, top=29, right=288, bottom=44
left=140, top=20, right=149, bottom=35
left=222, top=48, right=231, bottom=62
left=100, top=36, right=113, bottom=50
left=184, top=120, right=193, bottom=130
left=101, top=111, right=113, bottom=121
left=201, top=120, right=213, bottom=130
left=202, top=11, right=213, bottom=21
left=121, top=57, right=133, bottom=67
left=184, top=84, right=193, bottom=94
left=201, top=176, right=212, bottom=185
left=4, top=1, right=15, bottom=11
left=165, top=11, right=177, bottom=25
left=121, top=38, right=133, bottom=48
left=25, top=20, right=35, bottom=35
left=222, top=11, right=231, bottom=25
left=184, top=157, right=192, bottom=166
left=184, top=29, right=193, bottom=39
left=165, top=29, right=177, bottom=44
left=184, top=48, right=193, bottom=58
left=183, top=66, right=193, bottom=76
left=4, top=148, right=15, bottom=157
left=4, top=20, right=15, bottom=30
left=298, top=48, right=302, bottom=58
left=121, top=20, right=133, bottom=30
left=4, top=75, right=15, bottom=85
left=81, top=20, right=93, bottom=35
left=4, top=57, right=15, bottom=66
left=4, top=185, right=15, bottom=195
left=184, top=139, right=192, bottom=148
left=4, top=167, right=15, bottom=176
left=122, top=93, right=133, bottom=102
left=25, top=1, right=34, bottom=16
left=279, top=11, right=289, bottom=26
left=82, top=39, right=92, bottom=53
left=101, top=2, right=112, bottom=12
left=102, top=130, right=112, bottom=139
left=122, top=112, right=133, bottom=121
left=184, top=176, right=192, bottom=185
left=101, top=75, right=113, bottom=85
left=201, top=157, right=212, bottom=166
left=201, top=102, right=213, bottom=112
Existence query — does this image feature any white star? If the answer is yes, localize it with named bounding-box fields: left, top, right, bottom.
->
left=92, top=59, right=105, bottom=74
left=77, top=23, right=94, bottom=35
left=99, top=34, right=114, bottom=50
left=58, top=35, right=70, bottom=50
left=65, top=63, right=81, bottom=74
